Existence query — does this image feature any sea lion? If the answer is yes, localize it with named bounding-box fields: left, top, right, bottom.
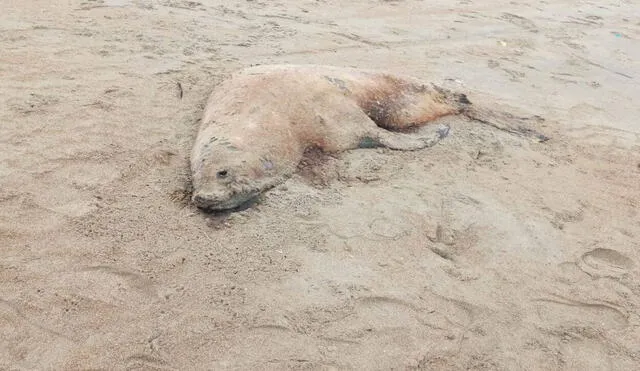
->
left=191, top=64, right=546, bottom=211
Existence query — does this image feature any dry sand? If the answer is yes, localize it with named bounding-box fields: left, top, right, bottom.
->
left=2, top=0, right=640, bottom=369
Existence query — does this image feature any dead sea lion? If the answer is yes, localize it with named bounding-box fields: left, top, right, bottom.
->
left=191, top=64, right=546, bottom=211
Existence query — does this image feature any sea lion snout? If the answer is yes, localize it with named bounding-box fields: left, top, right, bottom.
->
left=192, top=189, right=231, bottom=210
left=192, top=191, right=217, bottom=210
left=192, top=187, right=259, bottom=211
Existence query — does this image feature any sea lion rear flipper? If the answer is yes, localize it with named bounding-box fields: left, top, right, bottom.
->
left=462, top=106, right=550, bottom=142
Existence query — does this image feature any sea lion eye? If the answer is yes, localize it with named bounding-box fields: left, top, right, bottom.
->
left=216, top=170, right=228, bottom=179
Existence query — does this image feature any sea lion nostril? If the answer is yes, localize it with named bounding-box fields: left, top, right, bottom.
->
left=216, top=170, right=228, bottom=178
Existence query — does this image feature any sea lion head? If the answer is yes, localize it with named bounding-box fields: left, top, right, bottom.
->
left=190, top=136, right=281, bottom=211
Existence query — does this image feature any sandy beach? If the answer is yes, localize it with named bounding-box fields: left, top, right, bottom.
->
left=1, top=0, right=639, bottom=369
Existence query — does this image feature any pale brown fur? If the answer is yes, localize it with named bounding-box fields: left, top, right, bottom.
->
left=191, top=64, right=546, bottom=211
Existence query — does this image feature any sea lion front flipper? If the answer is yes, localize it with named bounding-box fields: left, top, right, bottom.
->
left=363, top=125, right=450, bottom=151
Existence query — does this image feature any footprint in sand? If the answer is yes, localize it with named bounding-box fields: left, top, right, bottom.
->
left=499, top=13, right=538, bottom=32
left=577, top=248, right=634, bottom=278
left=533, top=298, right=628, bottom=331
left=317, top=294, right=474, bottom=342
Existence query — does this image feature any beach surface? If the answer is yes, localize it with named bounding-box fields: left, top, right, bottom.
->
left=1, top=0, right=639, bottom=369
